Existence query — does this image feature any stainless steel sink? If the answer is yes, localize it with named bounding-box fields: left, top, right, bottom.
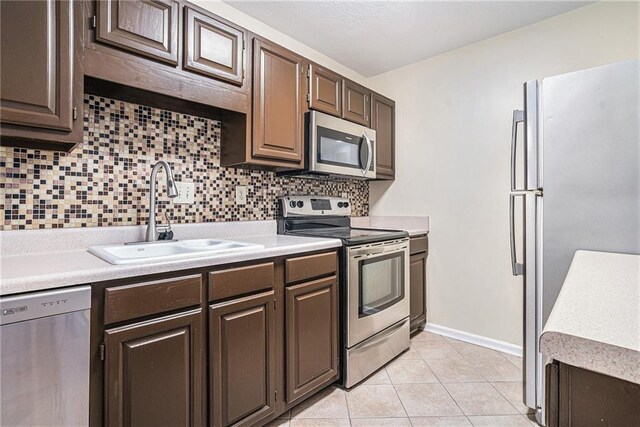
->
left=88, top=239, right=264, bottom=265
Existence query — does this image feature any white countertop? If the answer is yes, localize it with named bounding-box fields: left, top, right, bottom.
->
left=351, top=216, right=429, bottom=237
left=0, top=222, right=341, bottom=296
left=540, top=250, right=640, bottom=384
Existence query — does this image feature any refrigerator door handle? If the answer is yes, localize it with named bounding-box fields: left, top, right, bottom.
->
left=511, top=109, right=525, bottom=192
left=510, top=193, right=525, bottom=276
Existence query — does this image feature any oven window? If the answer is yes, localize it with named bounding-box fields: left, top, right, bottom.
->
left=317, top=126, right=363, bottom=170
left=359, top=252, right=405, bottom=317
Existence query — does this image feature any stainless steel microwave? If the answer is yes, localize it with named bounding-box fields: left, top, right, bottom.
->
left=305, top=111, right=376, bottom=179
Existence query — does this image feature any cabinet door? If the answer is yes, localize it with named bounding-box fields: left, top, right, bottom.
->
left=0, top=0, right=76, bottom=132
left=183, top=6, right=245, bottom=85
left=308, top=64, right=342, bottom=117
left=409, top=252, right=427, bottom=332
left=96, top=0, right=179, bottom=65
left=285, top=276, right=339, bottom=404
left=104, top=309, right=204, bottom=427
left=210, top=291, right=276, bottom=427
left=342, top=79, right=371, bottom=127
left=371, top=93, right=396, bottom=180
left=252, top=38, right=305, bottom=166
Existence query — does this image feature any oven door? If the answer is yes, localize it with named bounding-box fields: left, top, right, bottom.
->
left=309, top=111, right=376, bottom=179
left=346, top=239, right=410, bottom=347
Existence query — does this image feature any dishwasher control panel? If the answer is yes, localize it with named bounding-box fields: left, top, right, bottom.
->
left=0, top=286, right=90, bottom=325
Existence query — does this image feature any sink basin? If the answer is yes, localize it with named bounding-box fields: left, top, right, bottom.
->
left=88, top=239, right=264, bottom=265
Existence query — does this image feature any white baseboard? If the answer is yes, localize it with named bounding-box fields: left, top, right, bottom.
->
left=424, top=322, right=523, bottom=357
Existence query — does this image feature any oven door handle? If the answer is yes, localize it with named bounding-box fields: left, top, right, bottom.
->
left=349, top=242, right=408, bottom=258
left=352, top=248, right=386, bottom=257
left=347, top=239, right=409, bottom=257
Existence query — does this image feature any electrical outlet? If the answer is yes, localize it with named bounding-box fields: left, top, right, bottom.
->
left=235, top=185, right=247, bottom=205
left=173, top=181, right=195, bottom=204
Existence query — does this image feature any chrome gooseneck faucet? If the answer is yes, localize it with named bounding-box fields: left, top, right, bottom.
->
left=146, top=161, right=178, bottom=242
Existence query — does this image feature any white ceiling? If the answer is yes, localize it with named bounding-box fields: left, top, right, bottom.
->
left=224, top=0, right=594, bottom=77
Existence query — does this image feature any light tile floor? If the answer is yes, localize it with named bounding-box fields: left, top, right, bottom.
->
left=268, top=331, right=538, bottom=427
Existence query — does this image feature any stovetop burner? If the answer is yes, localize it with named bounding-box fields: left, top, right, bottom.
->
left=277, top=196, right=408, bottom=245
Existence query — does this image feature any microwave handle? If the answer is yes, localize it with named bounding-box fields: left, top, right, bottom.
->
left=362, top=132, right=373, bottom=175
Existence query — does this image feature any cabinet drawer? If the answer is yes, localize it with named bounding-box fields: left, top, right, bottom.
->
left=286, top=251, right=338, bottom=284
left=104, top=274, right=202, bottom=325
left=410, top=236, right=428, bottom=255
left=208, top=262, right=274, bottom=302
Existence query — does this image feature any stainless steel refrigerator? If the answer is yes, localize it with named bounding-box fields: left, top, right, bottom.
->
left=509, top=59, right=640, bottom=425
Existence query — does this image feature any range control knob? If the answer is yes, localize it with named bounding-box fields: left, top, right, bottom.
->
left=337, top=202, right=344, bottom=208
left=289, top=201, right=296, bottom=208
left=297, top=201, right=304, bottom=208
left=343, top=202, right=349, bottom=208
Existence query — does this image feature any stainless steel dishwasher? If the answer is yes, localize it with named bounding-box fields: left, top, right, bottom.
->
left=1, top=286, right=91, bottom=426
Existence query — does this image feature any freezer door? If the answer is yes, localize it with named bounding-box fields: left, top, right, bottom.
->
left=541, top=59, right=640, bottom=324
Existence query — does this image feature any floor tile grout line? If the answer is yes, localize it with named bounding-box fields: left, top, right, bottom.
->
left=390, top=382, right=412, bottom=419
left=440, top=381, right=477, bottom=418
left=345, top=385, right=355, bottom=426
left=432, top=332, right=522, bottom=418
left=458, top=349, right=522, bottom=383
left=342, top=385, right=353, bottom=424
left=412, top=335, right=482, bottom=418
left=486, top=380, right=526, bottom=416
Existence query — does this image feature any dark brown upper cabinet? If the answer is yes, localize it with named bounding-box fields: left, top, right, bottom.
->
left=86, top=1, right=249, bottom=115
left=371, top=92, right=396, bottom=180
left=251, top=37, right=306, bottom=167
left=308, top=63, right=342, bottom=117
left=342, top=79, right=371, bottom=127
left=104, top=309, right=204, bottom=427
left=96, top=0, right=180, bottom=65
left=285, top=276, right=339, bottom=405
left=183, top=6, right=245, bottom=85
left=0, top=0, right=83, bottom=151
left=210, top=290, right=276, bottom=427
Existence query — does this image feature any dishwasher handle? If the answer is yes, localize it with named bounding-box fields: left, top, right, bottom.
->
left=0, top=286, right=91, bottom=326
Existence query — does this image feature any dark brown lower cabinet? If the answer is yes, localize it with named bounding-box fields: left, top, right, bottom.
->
left=409, top=251, right=427, bottom=333
left=210, top=290, right=276, bottom=427
left=104, top=309, right=204, bottom=427
left=285, top=276, right=339, bottom=405
left=92, top=251, right=339, bottom=427
left=546, top=361, right=640, bottom=427
left=409, top=235, right=428, bottom=334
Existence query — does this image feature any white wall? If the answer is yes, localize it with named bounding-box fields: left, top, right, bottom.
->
left=192, top=0, right=368, bottom=84
left=366, top=1, right=640, bottom=346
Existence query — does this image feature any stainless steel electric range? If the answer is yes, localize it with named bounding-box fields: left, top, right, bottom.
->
left=278, top=195, right=410, bottom=388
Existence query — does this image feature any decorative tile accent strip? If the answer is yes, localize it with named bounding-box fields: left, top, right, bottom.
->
left=0, top=95, right=368, bottom=230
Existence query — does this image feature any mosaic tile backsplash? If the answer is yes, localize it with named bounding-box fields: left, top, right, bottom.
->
left=0, top=95, right=368, bottom=230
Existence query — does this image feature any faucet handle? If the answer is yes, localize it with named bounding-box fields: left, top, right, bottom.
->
left=157, top=212, right=175, bottom=241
